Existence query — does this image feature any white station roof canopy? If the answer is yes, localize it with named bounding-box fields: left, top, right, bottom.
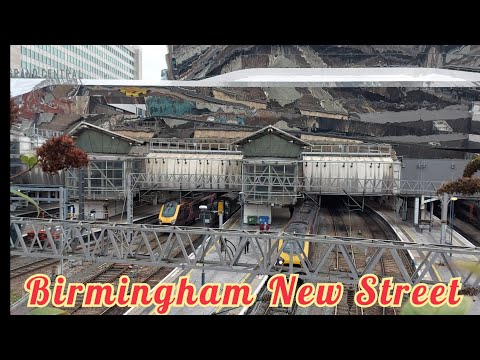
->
left=10, top=67, right=480, bottom=97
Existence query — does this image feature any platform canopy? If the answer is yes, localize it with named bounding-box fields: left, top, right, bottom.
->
left=10, top=67, right=480, bottom=97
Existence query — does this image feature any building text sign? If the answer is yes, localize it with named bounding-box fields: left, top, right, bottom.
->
left=10, top=68, right=83, bottom=84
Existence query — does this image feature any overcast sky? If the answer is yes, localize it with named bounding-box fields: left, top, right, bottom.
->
left=140, top=45, right=168, bottom=81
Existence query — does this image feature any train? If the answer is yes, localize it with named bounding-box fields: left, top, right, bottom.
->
left=158, top=192, right=217, bottom=225
left=211, top=192, right=241, bottom=225
left=455, top=199, right=480, bottom=228
left=277, top=201, right=320, bottom=267
left=158, top=192, right=240, bottom=226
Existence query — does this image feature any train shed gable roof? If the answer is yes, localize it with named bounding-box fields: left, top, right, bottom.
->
left=68, top=121, right=145, bottom=144
left=232, top=125, right=311, bottom=158
left=67, top=121, right=145, bottom=154
left=232, top=125, right=311, bottom=147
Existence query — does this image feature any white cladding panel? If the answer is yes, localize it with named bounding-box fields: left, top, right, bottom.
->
left=302, top=156, right=401, bottom=194
left=145, top=153, right=243, bottom=190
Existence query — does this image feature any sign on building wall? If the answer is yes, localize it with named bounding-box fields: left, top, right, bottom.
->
left=10, top=68, right=83, bottom=84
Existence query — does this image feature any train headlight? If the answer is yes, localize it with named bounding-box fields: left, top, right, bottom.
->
left=171, top=220, right=175, bottom=225
left=277, top=257, right=284, bottom=266
left=159, top=220, right=162, bottom=225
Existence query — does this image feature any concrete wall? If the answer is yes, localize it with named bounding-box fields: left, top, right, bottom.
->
left=355, top=107, right=471, bottom=124
left=468, top=134, right=480, bottom=145
left=212, top=90, right=266, bottom=110
left=10, top=45, right=21, bottom=69
left=70, top=199, right=125, bottom=220
left=400, top=158, right=470, bottom=182
left=243, top=203, right=271, bottom=224
left=473, top=102, right=480, bottom=122
left=300, top=110, right=348, bottom=120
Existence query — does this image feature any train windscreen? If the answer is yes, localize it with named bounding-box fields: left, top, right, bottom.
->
left=283, top=240, right=303, bottom=255
left=162, top=202, right=177, bottom=217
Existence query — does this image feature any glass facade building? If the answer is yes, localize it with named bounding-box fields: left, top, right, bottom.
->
left=11, top=45, right=142, bottom=80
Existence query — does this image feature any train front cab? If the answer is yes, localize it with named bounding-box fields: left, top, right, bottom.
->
left=277, top=239, right=310, bottom=267
left=159, top=201, right=181, bottom=225
left=159, top=193, right=218, bottom=226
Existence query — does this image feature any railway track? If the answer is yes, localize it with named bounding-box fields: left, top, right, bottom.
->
left=325, top=200, right=414, bottom=315
left=361, top=212, right=397, bottom=315
left=257, top=286, right=298, bottom=315
left=66, top=264, right=130, bottom=315
left=244, top=199, right=415, bottom=316
left=99, top=265, right=183, bottom=315
left=97, top=211, right=241, bottom=315
left=99, top=238, right=201, bottom=316
left=329, top=205, right=364, bottom=315
left=99, top=211, right=244, bottom=315
left=10, top=259, right=59, bottom=279
left=10, top=212, right=159, bottom=277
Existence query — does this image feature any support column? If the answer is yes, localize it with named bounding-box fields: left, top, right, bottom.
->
left=78, top=168, right=85, bottom=220
left=127, top=173, right=133, bottom=225
left=414, top=197, right=419, bottom=226
left=440, top=192, right=448, bottom=244
left=420, top=195, right=425, bottom=222
left=59, top=187, right=65, bottom=221
left=126, top=170, right=133, bottom=245
left=59, top=187, right=67, bottom=276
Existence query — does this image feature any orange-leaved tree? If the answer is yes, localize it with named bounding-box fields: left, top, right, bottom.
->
left=437, top=154, right=480, bottom=195
left=11, top=135, right=89, bottom=180
left=10, top=96, right=89, bottom=214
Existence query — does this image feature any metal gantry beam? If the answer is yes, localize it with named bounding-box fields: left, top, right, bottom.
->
left=10, top=217, right=480, bottom=285
left=10, top=185, right=67, bottom=219
left=130, top=172, right=452, bottom=196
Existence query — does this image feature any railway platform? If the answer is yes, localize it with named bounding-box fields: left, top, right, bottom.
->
left=369, top=202, right=480, bottom=314
left=103, top=204, right=163, bottom=224
left=128, top=207, right=291, bottom=315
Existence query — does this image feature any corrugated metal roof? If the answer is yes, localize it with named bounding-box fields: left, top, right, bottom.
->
left=146, top=153, right=243, bottom=159
left=303, top=155, right=394, bottom=162
left=231, top=125, right=312, bottom=146
left=68, top=121, right=144, bottom=144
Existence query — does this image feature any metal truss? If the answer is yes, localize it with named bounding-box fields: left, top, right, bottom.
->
left=149, top=139, right=237, bottom=153
left=10, top=186, right=68, bottom=220
left=147, top=141, right=393, bottom=156
left=307, top=143, right=393, bottom=156
left=130, top=172, right=451, bottom=196
left=65, top=167, right=126, bottom=200
left=131, top=173, right=242, bottom=191
left=10, top=217, right=480, bottom=286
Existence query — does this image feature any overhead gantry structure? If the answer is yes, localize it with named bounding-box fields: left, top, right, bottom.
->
left=10, top=217, right=480, bottom=286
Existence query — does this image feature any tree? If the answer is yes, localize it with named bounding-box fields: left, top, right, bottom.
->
left=35, top=135, right=89, bottom=174
left=10, top=97, right=19, bottom=127
left=437, top=155, right=480, bottom=195
left=11, top=135, right=89, bottom=180
left=10, top=133, right=89, bottom=216
left=463, top=154, right=480, bottom=178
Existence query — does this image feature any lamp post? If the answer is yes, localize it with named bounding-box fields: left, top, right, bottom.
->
left=199, top=205, right=208, bottom=286
left=239, top=192, right=245, bottom=225
left=449, top=196, right=458, bottom=256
